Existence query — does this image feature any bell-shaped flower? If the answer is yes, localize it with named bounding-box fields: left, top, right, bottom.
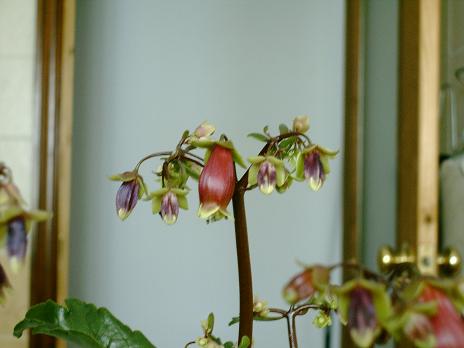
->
left=248, top=156, right=286, bottom=195
left=110, top=171, right=147, bottom=220
left=198, top=145, right=236, bottom=222
left=0, top=262, right=10, bottom=303
left=418, top=284, right=464, bottom=347
left=283, top=266, right=329, bottom=304
left=335, top=279, right=392, bottom=348
left=295, top=145, right=338, bottom=191
left=292, top=115, right=310, bottom=133
left=0, top=206, right=49, bottom=272
left=151, top=188, right=189, bottom=225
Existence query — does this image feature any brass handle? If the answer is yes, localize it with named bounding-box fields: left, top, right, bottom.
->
left=438, top=247, right=461, bottom=277
left=377, top=245, right=461, bottom=276
left=377, top=244, right=415, bottom=274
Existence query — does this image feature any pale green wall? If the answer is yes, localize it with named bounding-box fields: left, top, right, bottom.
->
left=70, top=1, right=345, bottom=347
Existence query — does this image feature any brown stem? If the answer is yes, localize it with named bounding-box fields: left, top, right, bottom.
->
left=231, top=130, right=311, bottom=343
left=287, top=312, right=299, bottom=348
left=232, top=186, right=254, bottom=342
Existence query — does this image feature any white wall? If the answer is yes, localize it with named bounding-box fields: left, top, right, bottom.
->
left=70, top=1, right=345, bottom=347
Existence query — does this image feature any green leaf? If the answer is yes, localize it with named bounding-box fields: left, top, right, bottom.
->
left=279, top=123, right=289, bottom=135
left=247, top=133, right=269, bottom=142
left=238, top=336, right=251, bottom=348
left=207, top=312, right=215, bottom=332
left=14, top=299, right=156, bottom=348
left=228, top=316, right=240, bottom=326
left=278, top=136, right=296, bottom=150
left=224, top=342, right=235, bottom=348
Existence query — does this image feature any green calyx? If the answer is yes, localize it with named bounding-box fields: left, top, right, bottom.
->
left=197, top=203, right=233, bottom=222
left=150, top=188, right=189, bottom=215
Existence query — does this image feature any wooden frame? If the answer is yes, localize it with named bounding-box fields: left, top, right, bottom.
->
left=31, top=0, right=75, bottom=347
left=342, top=1, right=365, bottom=347
left=396, top=0, right=440, bottom=275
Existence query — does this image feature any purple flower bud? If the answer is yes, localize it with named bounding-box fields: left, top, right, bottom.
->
left=160, top=191, right=179, bottom=225
left=257, top=161, right=277, bottom=195
left=348, top=287, right=378, bottom=348
left=116, top=180, right=139, bottom=220
left=7, top=217, right=27, bottom=271
left=304, top=151, right=325, bottom=191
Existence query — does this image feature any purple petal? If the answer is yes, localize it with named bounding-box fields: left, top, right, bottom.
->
left=348, top=287, right=378, bottom=347
left=116, top=180, right=139, bottom=220
left=161, top=191, right=179, bottom=224
left=304, top=151, right=325, bottom=190
left=7, top=217, right=27, bottom=262
left=257, top=161, right=276, bottom=194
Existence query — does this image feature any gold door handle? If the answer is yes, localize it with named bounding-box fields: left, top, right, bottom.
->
left=377, top=244, right=415, bottom=274
left=377, top=245, right=461, bottom=276
left=437, top=247, right=461, bottom=277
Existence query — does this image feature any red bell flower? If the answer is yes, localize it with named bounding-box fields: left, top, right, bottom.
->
left=282, top=266, right=329, bottom=304
left=419, top=285, right=464, bottom=348
left=198, top=145, right=236, bottom=222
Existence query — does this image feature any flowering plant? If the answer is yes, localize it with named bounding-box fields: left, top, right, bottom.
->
left=6, top=117, right=464, bottom=348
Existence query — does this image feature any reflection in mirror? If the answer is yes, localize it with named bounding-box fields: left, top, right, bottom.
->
left=0, top=1, right=38, bottom=347
left=440, top=0, right=464, bottom=265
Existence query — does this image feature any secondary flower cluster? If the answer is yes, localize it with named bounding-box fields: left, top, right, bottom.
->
left=111, top=117, right=337, bottom=225
left=185, top=313, right=251, bottom=348
left=282, top=263, right=464, bottom=348
left=0, top=163, right=49, bottom=302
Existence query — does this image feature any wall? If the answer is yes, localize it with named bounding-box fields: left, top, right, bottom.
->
left=70, top=1, right=345, bottom=347
left=0, top=0, right=37, bottom=347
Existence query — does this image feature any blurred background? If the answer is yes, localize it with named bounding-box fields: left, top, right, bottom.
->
left=0, top=0, right=463, bottom=348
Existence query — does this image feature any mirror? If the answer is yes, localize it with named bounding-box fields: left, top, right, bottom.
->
left=0, top=1, right=38, bottom=347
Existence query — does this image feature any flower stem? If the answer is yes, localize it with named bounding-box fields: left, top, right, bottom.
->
left=232, top=186, right=254, bottom=342
left=230, top=131, right=312, bottom=343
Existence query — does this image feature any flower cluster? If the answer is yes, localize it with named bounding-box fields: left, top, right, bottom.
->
left=0, top=163, right=50, bottom=302
left=110, top=117, right=337, bottom=225
left=281, top=261, right=464, bottom=348
left=247, top=116, right=337, bottom=195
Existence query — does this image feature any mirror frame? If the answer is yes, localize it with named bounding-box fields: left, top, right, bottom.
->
left=343, top=0, right=440, bottom=346
left=31, top=0, right=75, bottom=347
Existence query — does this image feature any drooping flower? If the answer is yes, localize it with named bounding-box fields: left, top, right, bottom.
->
left=198, top=145, right=236, bottom=222
left=282, top=266, right=329, bottom=304
left=151, top=188, right=189, bottom=225
left=336, top=279, right=392, bottom=348
left=248, top=156, right=286, bottom=195
left=418, top=285, right=464, bottom=347
left=295, top=145, right=338, bottom=191
left=110, top=171, right=147, bottom=220
left=292, top=115, right=310, bottom=133
left=0, top=207, right=49, bottom=272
